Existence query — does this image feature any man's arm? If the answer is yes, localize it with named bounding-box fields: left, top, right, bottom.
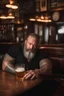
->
left=2, top=53, right=15, bottom=74
left=23, top=59, right=52, bottom=80
left=39, top=58, right=52, bottom=74
left=33, top=59, right=52, bottom=78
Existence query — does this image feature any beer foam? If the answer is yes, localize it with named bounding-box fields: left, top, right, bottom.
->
left=15, top=67, right=25, bottom=72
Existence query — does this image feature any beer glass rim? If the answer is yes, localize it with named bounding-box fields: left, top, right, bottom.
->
left=15, top=64, right=25, bottom=72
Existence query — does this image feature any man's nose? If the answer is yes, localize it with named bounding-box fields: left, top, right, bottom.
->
left=30, top=45, right=33, bottom=49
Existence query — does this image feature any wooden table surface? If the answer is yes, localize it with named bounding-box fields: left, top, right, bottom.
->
left=0, top=70, right=64, bottom=96
left=0, top=70, right=43, bottom=96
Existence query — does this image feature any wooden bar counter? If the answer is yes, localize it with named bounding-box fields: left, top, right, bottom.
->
left=0, top=70, right=43, bottom=96
left=0, top=70, right=64, bottom=96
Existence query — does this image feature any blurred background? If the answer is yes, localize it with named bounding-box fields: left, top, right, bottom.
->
left=0, top=0, right=64, bottom=44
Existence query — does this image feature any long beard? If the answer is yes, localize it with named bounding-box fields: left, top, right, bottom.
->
left=24, top=48, right=35, bottom=61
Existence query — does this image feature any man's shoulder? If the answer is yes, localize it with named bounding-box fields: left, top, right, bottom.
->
left=37, top=48, right=43, bottom=53
left=37, top=48, right=48, bottom=57
left=8, top=43, right=23, bottom=52
left=11, top=43, right=23, bottom=48
left=36, top=49, right=43, bottom=55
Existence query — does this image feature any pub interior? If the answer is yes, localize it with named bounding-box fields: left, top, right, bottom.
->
left=0, top=0, right=64, bottom=96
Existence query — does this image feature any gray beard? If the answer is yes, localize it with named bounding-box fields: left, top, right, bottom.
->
left=23, top=48, right=35, bottom=61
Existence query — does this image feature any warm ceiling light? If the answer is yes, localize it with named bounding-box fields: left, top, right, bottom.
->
left=29, top=16, right=52, bottom=22
left=44, top=19, right=52, bottom=22
left=6, top=0, right=18, bottom=9
left=11, top=5, right=18, bottom=9
left=6, top=4, right=12, bottom=8
left=7, top=15, right=15, bottom=19
left=37, top=19, right=52, bottom=22
left=40, top=16, right=44, bottom=19
left=29, top=18, right=36, bottom=21
left=0, top=15, right=7, bottom=19
left=7, top=13, right=15, bottom=19
left=37, top=19, right=45, bottom=22
left=6, top=4, right=18, bottom=9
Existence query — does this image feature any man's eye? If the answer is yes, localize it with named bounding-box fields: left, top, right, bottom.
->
left=29, top=43, right=32, bottom=45
left=29, top=43, right=31, bottom=45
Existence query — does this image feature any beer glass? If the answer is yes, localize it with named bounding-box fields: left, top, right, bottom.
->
left=15, top=64, right=25, bottom=81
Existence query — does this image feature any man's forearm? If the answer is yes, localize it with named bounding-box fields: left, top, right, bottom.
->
left=34, top=66, right=52, bottom=78
left=39, top=59, right=52, bottom=75
left=5, top=65, right=15, bottom=75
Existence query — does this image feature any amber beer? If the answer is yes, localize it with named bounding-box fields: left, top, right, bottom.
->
left=15, top=67, right=25, bottom=81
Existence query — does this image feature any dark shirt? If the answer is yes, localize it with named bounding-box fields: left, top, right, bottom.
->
left=7, top=44, right=48, bottom=70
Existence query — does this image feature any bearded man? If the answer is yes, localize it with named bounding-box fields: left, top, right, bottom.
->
left=2, top=33, right=52, bottom=80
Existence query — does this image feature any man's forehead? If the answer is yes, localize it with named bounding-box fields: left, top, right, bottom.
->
left=27, top=36, right=36, bottom=41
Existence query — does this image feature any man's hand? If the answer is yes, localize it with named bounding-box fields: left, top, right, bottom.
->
left=23, top=69, right=40, bottom=80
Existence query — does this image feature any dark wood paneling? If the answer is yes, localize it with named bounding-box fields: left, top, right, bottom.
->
left=40, top=45, right=64, bottom=74
left=40, top=46, right=64, bottom=57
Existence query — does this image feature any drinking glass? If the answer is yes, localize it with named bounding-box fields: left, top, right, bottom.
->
left=15, top=64, right=26, bottom=81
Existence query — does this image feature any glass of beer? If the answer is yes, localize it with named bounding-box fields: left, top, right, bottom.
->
left=15, top=64, right=25, bottom=81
